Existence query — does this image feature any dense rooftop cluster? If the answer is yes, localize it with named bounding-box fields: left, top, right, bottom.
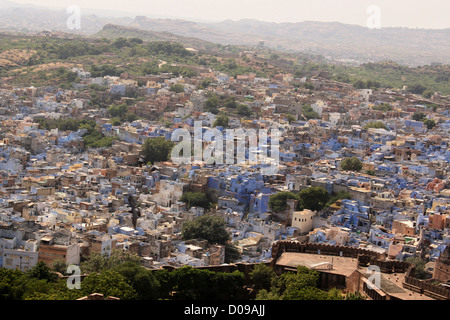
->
left=0, top=51, right=449, bottom=300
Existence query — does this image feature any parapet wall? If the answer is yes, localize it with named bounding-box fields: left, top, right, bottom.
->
left=403, top=276, right=450, bottom=300
left=270, top=241, right=384, bottom=266
left=403, top=264, right=450, bottom=300
left=358, top=254, right=410, bottom=273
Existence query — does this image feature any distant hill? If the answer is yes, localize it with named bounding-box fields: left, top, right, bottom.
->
left=131, top=17, right=450, bottom=66
left=95, top=24, right=216, bottom=51
left=1, top=2, right=449, bottom=66
left=130, top=16, right=252, bottom=47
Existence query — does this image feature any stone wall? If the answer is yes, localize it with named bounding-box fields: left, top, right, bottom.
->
left=270, top=241, right=384, bottom=266
left=403, top=275, right=450, bottom=300
left=357, top=254, right=410, bottom=273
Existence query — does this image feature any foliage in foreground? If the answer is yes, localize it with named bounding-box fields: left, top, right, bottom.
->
left=1, top=255, right=367, bottom=300
left=254, top=265, right=365, bottom=300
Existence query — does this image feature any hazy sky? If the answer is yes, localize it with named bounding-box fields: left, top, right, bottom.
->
left=9, top=0, right=450, bottom=29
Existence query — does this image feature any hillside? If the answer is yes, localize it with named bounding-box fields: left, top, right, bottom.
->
left=95, top=24, right=217, bottom=51
left=1, top=1, right=449, bottom=67
left=1, top=27, right=449, bottom=96
left=132, top=17, right=450, bottom=66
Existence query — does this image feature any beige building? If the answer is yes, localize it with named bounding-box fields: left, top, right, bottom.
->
left=292, top=209, right=315, bottom=234
left=392, top=220, right=416, bottom=236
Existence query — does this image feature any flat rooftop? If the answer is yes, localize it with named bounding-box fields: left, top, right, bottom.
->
left=275, top=252, right=358, bottom=277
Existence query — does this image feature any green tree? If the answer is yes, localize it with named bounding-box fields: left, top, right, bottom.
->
left=255, top=266, right=330, bottom=300
left=372, top=103, right=392, bottom=111
left=412, top=112, right=426, bottom=121
left=408, top=84, right=427, bottom=95
left=268, top=191, right=298, bottom=213
left=302, top=105, right=320, bottom=119
left=80, top=270, right=138, bottom=300
left=108, top=103, right=128, bottom=118
left=423, top=119, right=436, bottom=130
left=142, top=137, right=175, bottom=164
left=345, top=292, right=366, bottom=300
left=90, top=64, right=122, bottom=77
left=213, top=114, right=230, bottom=128
left=327, top=288, right=344, bottom=300
left=204, top=95, right=220, bottom=114
left=112, top=37, right=130, bottom=49
left=80, top=249, right=141, bottom=274
left=298, top=187, right=330, bottom=212
left=0, top=268, right=27, bottom=300
left=249, top=263, right=277, bottom=291
left=283, top=286, right=330, bottom=300
left=129, top=37, right=143, bottom=45
left=124, top=113, right=138, bottom=122
left=223, top=96, right=237, bottom=109
left=303, top=82, right=314, bottom=90
left=405, top=257, right=431, bottom=280
left=169, top=83, right=185, bottom=93
left=180, top=192, right=212, bottom=210
left=51, top=259, right=68, bottom=275
left=286, top=114, right=296, bottom=124
left=26, top=261, right=58, bottom=282
left=364, top=121, right=388, bottom=130
left=270, top=53, right=280, bottom=60
left=199, top=78, right=212, bottom=89
left=181, top=214, right=230, bottom=245
left=111, top=261, right=160, bottom=300
left=111, top=117, right=122, bottom=126
left=340, top=156, right=363, bottom=172
left=156, top=266, right=244, bottom=300
left=236, top=104, right=252, bottom=117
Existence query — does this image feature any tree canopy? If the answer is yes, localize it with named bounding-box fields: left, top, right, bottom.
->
left=268, top=191, right=298, bottom=213
left=180, top=192, right=212, bottom=210
left=423, top=119, right=436, bottom=130
left=142, top=136, right=175, bottom=164
left=213, top=114, right=230, bottom=128
left=169, top=83, right=185, bottom=93
left=236, top=104, right=252, bottom=117
left=340, top=156, right=363, bottom=172
left=181, top=214, right=230, bottom=245
left=298, top=187, right=330, bottom=212
left=249, top=263, right=277, bottom=291
left=363, top=121, right=388, bottom=130
left=269, top=187, right=330, bottom=213
left=153, top=266, right=245, bottom=300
